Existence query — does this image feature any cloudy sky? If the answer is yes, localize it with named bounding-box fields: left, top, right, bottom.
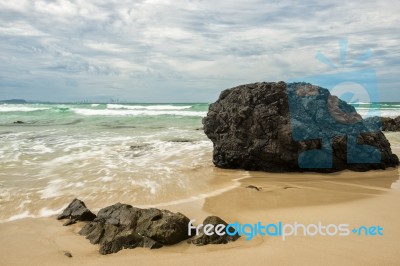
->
left=0, top=0, right=399, bottom=102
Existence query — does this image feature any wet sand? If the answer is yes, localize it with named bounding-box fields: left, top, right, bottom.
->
left=0, top=134, right=399, bottom=266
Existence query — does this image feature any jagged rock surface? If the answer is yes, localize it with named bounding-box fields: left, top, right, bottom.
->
left=58, top=200, right=239, bottom=254
left=78, top=203, right=191, bottom=254
left=203, top=82, right=399, bottom=172
left=57, top=198, right=96, bottom=225
left=381, top=116, right=400, bottom=131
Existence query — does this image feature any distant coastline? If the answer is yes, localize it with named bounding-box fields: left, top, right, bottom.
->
left=0, top=99, right=27, bottom=104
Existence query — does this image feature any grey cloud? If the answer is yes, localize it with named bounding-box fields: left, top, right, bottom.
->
left=0, top=0, right=399, bottom=102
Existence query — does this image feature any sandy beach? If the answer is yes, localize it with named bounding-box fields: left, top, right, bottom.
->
left=0, top=135, right=399, bottom=266
left=1, top=0, right=399, bottom=265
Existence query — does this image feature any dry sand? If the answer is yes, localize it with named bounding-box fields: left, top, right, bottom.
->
left=0, top=166, right=399, bottom=266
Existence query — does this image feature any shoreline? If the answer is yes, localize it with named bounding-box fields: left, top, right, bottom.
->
left=0, top=166, right=399, bottom=265
left=0, top=166, right=249, bottom=224
left=3, top=165, right=397, bottom=224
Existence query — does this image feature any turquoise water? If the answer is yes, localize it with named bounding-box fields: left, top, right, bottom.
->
left=0, top=102, right=399, bottom=222
left=0, top=103, right=215, bottom=222
left=0, top=103, right=208, bottom=131
left=0, top=102, right=398, bottom=129
left=350, top=102, right=400, bottom=118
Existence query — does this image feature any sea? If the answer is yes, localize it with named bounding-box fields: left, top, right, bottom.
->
left=0, top=102, right=399, bottom=222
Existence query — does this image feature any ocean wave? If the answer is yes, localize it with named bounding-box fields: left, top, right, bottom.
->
left=352, top=103, right=400, bottom=108
left=72, top=108, right=206, bottom=117
left=0, top=105, right=49, bottom=112
left=350, top=102, right=372, bottom=105
left=107, top=104, right=192, bottom=110
left=356, top=109, right=400, bottom=118
left=377, top=103, right=400, bottom=107
left=356, top=107, right=400, bottom=110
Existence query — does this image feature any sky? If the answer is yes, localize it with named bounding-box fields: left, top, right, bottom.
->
left=0, top=0, right=399, bottom=103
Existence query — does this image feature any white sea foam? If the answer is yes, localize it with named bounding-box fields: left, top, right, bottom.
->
left=39, top=179, right=65, bottom=199
left=0, top=105, right=49, bottom=112
left=72, top=108, right=206, bottom=117
left=350, top=102, right=371, bottom=105
left=38, top=206, right=68, bottom=217
left=355, top=108, right=400, bottom=118
left=107, top=104, right=192, bottom=110
left=380, top=104, right=400, bottom=107
left=6, top=211, right=34, bottom=222
left=1, top=205, right=68, bottom=223
left=391, top=179, right=400, bottom=190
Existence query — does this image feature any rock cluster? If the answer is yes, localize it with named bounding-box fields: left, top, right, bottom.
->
left=58, top=200, right=239, bottom=254
left=381, top=116, right=400, bottom=131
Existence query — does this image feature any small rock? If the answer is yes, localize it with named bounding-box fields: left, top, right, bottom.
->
left=63, top=219, right=77, bottom=226
left=189, top=216, right=240, bottom=246
left=283, top=186, right=298, bottom=189
left=129, top=144, right=146, bottom=150
left=57, top=199, right=96, bottom=224
left=169, top=139, right=193, bottom=143
left=246, top=185, right=261, bottom=191
left=64, top=252, right=72, bottom=258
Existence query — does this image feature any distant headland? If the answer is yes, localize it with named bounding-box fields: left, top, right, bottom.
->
left=0, top=99, right=27, bottom=104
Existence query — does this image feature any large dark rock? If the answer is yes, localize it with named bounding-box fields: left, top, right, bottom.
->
left=57, top=198, right=96, bottom=225
left=78, top=203, right=191, bottom=254
left=203, top=82, right=399, bottom=172
left=189, top=216, right=240, bottom=246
